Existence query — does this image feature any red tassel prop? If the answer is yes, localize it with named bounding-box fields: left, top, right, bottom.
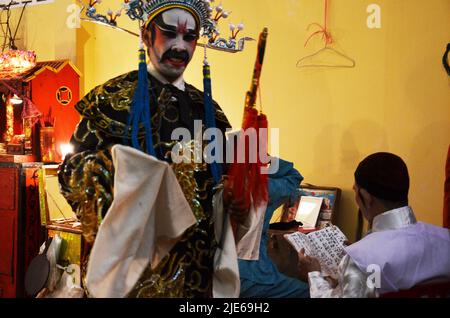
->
left=227, top=28, right=269, bottom=212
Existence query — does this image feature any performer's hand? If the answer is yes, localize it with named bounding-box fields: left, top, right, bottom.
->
left=297, top=248, right=321, bottom=282
left=223, top=176, right=250, bottom=224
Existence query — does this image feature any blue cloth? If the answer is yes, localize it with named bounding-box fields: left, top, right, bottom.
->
left=238, top=158, right=309, bottom=298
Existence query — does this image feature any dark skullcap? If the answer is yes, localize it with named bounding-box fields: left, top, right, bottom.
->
left=354, top=152, right=409, bottom=202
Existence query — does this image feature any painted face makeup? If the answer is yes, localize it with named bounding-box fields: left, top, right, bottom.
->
left=146, top=8, right=198, bottom=83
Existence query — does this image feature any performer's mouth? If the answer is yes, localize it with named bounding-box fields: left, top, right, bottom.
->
left=162, top=50, right=189, bottom=68
left=165, top=58, right=187, bottom=68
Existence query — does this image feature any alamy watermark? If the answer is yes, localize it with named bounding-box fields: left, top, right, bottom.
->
left=367, top=4, right=382, bottom=29
left=66, top=4, right=82, bottom=29
left=170, top=120, right=280, bottom=174
left=366, top=264, right=381, bottom=289
left=67, top=3, right=382, bottom=30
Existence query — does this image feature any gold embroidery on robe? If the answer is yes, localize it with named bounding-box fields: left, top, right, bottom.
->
left=59, top=71, right=230, bottom=298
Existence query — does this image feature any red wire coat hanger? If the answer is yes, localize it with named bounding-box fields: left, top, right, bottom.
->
left=297, top=0, right=355, bottom=68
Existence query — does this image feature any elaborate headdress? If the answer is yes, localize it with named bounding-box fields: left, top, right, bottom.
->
left=80, top=0, right=252, bottom=53
left=126, top=0, right=214, bottom=34
left=79, top=0, right=250, bottom=184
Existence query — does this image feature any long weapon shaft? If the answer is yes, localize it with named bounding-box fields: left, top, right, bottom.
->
left=245, top=27, right=268, bottom=109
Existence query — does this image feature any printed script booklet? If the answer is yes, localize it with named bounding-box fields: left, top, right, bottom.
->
left=284, top=225, right=348, bottom=278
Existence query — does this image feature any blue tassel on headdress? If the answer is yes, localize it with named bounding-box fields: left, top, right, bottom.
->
left=203, top=59, right=222, bottom=184
left=127, top=45, right=156, bottom=157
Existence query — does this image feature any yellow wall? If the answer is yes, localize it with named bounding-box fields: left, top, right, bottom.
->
left=16, top=0, right=450, bottom=241
left=10, top=0, right=76, bottom=62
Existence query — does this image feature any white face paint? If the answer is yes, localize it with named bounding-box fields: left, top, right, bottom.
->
left=144, top=8, right=198, bottom=83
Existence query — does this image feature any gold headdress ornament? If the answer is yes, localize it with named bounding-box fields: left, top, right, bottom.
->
left=79, top=0, right=253, bottom=53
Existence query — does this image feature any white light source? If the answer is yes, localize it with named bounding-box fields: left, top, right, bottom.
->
left=60, top=143, right=74, bottom=160
left=10, top=94, right=22, bottom=104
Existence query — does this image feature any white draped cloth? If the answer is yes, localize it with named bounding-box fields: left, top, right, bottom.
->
left=212, top=187, right=240, bottom=298
left=85, top=145, right=240, bottom=298
left=235, top=201, right=268, bottom=261
left=309, top=206, right=450, bottom=297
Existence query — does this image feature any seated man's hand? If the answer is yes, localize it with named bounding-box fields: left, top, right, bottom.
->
left=222, top=176, right=250, bottom=224
left=297, top=248, right=321, bottom=282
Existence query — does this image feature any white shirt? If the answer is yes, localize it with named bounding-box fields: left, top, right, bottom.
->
left=308, top=206, right=418, bottom=298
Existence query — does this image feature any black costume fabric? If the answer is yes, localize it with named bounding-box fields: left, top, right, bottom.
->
left=58, top=70, right=231, bottom=297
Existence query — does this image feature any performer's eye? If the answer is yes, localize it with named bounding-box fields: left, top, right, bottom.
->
left=183, top=34, right=198, bottom=42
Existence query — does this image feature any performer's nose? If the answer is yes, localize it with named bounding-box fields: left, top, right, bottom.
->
left=172, top=35, right=190, bottom=50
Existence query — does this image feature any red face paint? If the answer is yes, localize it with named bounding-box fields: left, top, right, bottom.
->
left=177, top=19, right=188, bottom=34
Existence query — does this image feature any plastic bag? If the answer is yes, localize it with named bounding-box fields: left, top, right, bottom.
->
left=46, top=234, right=62, bottom=291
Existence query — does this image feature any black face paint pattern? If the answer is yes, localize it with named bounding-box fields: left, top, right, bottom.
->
left=160, top=49, right=190, bottom=63
left=151, top=14, right=199, bottom=41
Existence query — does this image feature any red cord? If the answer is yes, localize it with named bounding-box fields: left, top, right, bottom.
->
left=304, top=0, right=333, bottom=47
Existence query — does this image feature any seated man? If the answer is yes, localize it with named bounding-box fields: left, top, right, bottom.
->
left=298, top=152, right=450, bottom=297
left=238, top=158, right=309, bottom=298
